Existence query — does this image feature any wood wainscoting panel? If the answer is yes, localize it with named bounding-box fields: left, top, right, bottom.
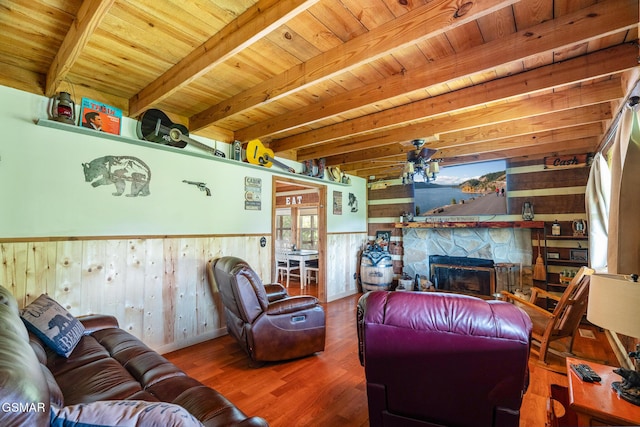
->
left=1, top=233, right=368, bottom=350
left=0, top=236, right=271, bottom=353
left=326, top=232, right=367, bottom=301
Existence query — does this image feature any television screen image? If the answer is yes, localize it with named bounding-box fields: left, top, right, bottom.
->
left=416, top=160, right=507, bottom=217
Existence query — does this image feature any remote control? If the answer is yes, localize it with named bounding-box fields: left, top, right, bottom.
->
left=570, top=363, right=601, bottom=382
left=577, top=363, right=601, bottom=382
left=570, top=364, right=594, bottom=382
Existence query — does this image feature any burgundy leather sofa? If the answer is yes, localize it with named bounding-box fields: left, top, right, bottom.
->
left=357, top=291, right=533, bottom=427
left=0, top=284, right=267, bottom=426
left=207, top=256, right=325, bottom=363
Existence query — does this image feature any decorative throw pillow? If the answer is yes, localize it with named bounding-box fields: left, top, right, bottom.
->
left=50, top=400, right=205, bottom=427
left=20, top=294, right=85, bottom=358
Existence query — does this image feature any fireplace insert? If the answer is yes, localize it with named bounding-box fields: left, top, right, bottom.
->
left=429, top=255, right=495, bottom=297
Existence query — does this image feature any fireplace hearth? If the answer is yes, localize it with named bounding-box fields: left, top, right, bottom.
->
left=429, top=256, right=495, bottom=297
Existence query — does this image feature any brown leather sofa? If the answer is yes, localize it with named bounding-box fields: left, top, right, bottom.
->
left=0, top=284, right=268, bottom=426
left=207, top=257, right=325, bottom=363
left=357, top=291, right=533, bottom=427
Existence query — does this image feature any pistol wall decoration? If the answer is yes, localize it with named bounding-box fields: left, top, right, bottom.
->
left=183, top=180, right=211, bottom=196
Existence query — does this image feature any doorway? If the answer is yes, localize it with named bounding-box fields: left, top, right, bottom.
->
left=272, top=176, right=326, bottom=302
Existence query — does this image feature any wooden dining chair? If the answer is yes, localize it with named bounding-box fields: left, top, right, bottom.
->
left=501, top=266, right=594, bottom=365
left=275, top=248, right=300, bottom=287
left=304, top=259, right=319, bottom=285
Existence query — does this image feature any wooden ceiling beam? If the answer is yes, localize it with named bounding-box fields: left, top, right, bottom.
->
left=128, top=0, right=318, bottom=117
left=299, top=79, right=620, bottom=160
left=326, top=146, right=413, bottom=168
left=350, top=165, right=405, bottom=180
left=439, top=137, right=598, bottom=167
left=281, top=44, right=635, bottom=152
left=260, top=0, right=636, bottom=148
left=352, top=136, right=598, bottom=177
left=331, top=122, right=604, bottom=168
left=431, top=103, right=611, bottom=148
left=45, top=0, right=116, bottom=97
left=434, top=125, right=604, bottom=158
left=342, top=155, right=408, bottom=172
left=190, top=0, right=517, bottom=130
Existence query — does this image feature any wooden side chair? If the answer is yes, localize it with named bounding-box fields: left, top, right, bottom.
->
left=275, top=248, right=300, bottom=287
left=304, top=259, right=319, bottom=285
left=501, top=266, right=594, bottom=365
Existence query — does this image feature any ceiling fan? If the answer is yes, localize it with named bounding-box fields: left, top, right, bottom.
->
left=368, top=138, right=441, bottom=182
left=402, top=139, right=440, bottom=183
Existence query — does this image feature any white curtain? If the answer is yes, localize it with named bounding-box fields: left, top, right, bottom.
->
left=607, top=104, right=640, bottom=274
left=585, top=153, right=610, bottom=272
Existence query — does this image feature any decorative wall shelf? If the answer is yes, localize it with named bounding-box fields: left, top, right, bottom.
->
left=547, top=259, right=588, bottom=266
left=395, top=221, right=545, bottom=229
left=36, top=119, right=350, bottom=187
left=544, top=235, right=588, bottom=240
left=542, top=221, right=590, bottom=290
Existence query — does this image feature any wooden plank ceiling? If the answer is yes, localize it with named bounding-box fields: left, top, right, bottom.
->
left=1, top=0, right=638, bottom=180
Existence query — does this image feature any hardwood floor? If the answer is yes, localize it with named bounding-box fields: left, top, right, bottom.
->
left=519, top=327, right=616, bottom=427
left=164, top=289, right=617, bottom=427
left=283, top=278, right=320, bottom=298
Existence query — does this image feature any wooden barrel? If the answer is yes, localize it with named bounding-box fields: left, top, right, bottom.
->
left=360, top=250, right=393, bottom=292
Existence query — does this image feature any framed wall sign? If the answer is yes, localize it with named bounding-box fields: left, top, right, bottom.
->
left=244, top=176, right=262, bottom=210
left=333, top=191, right=342, bottom=215
left=544, top=154, right=588, bottom=169
left=570, top=249, right=588, bottom=262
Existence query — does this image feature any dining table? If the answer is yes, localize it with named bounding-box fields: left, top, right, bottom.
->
left=287, top=249, right=319, bottom=288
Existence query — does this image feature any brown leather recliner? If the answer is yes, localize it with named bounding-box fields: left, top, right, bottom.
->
left=357, top=291, right=533, bottom=427
left=207, top=256, right=325, bottom=363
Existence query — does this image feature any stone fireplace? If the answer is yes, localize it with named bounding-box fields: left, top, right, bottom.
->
left=402, top=225, right=534, bottom=292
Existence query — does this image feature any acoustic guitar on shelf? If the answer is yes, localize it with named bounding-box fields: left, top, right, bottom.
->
left=137, top=108, right=225, bottom=158
left=243, top=139, right=294, bottom=173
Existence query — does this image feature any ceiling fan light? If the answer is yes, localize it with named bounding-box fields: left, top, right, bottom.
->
left=404, top=162, right=415, bottom=174
left=428, top=161, right=439, bottom=174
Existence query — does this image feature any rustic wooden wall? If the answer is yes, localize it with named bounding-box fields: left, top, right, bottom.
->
left=507, top=161, right=590, bottom=216
left=506, top=155, right=638, bottom=362
left=367, top=180, right=414, bottom=277
left=507, top=157, right=590, bottom=283
left=326, top=232, right=368, bottom=300
left=0, top=231, right=367, bottom=351
left=0, top=236, right=271, bottom=353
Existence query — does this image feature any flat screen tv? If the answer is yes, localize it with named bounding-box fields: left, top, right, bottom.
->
left=415, top=160, right=506, bottom=217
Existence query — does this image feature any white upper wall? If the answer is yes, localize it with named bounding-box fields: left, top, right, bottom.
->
left=0, top=86, right=367, bottom=238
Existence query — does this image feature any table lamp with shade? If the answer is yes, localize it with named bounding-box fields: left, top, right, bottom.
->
left=587, top=273, right=640, bottom=405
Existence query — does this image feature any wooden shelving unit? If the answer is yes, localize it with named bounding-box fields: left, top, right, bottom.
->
left=540, top=221, right=589, bottom=291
